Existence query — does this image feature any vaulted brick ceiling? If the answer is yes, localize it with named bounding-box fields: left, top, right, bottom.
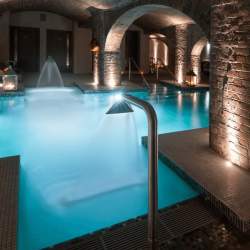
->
left=0, top=0, right=209, bottom=35
left=0, top=0, right=134, bottom=21
left=135, top=9, right=194, bottom=32
left=0, top=0, right=91, bottom=21
left=85, top=0, right=134, bottom=9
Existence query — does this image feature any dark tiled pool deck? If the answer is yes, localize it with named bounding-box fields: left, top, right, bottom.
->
left=143, top=128, right=250, bottom=232
left=45, top=197, right=218, bottom=250
left=160, top=80, right=209, bottom=91
left=44, top=197, right=250, bottom=250
left=0, top=156, right=20, bottom=250
left=75, top=81, right=146, bottom=94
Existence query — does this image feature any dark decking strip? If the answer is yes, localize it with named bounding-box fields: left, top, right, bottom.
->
left=45, top=198, right=218, bottom=250
left=0, top=156, right=20, bottom=250
left=74, top=82, right=146, bottom=94
left=143, top=129, right=250, bottom=232
left=0, top=91, right=24, bottom=97
left=160, top=80, right=209, bottom=91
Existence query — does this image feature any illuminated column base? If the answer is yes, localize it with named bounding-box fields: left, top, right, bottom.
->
left=93, top=52, right=100, bottom=85
left=175, top=24, right=188, bottom=85
left=210, top=0, right=250, bottom=170
left=104, top=51, right=121, bottom=87
left=191, top=55, right=201, bottom=84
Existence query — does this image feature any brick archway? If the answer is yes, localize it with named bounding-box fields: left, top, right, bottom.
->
left=191, top=37, right=208, bottom=84
left=105, top=4, right=194, bottom=53
left=103, top=4, right=197, bottom=86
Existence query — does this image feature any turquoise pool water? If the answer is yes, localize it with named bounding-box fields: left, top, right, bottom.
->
left=0, top=87, right=209, bottom=250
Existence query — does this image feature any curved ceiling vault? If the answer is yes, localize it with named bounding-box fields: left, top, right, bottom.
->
left=0, top=0, right=135, bottom=21
left=0, top=0, right=90, bottom=21
left=105, top=4, right=195, bottom=52
left=85, top=0, right=134, bottom=9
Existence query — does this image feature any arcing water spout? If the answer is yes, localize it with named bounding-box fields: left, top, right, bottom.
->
left=37, top=57, right=64, bottom=88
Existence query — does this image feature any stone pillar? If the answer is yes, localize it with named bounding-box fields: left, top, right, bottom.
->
left=92, top=11, right=122, bottom=87
left=93, top=52, right=100, bottom=85
left=210, top=0, right=250, bottom=169
left=191, top=55, right=201, bottom=84
left=92, top=11, right=106, bottom=85
left=104, top=51, right=121, bottom=87
left=175, top=24, right=189, bottom=85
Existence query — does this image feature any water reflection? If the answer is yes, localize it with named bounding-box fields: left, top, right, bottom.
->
left=205, top=91, right=210, bottom=111
left=177, top=91, right=182, bottom=110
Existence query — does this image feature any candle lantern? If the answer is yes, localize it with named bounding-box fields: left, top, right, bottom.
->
left=186, top=70, right=197, bottom=86
left=3, top=66, right=18, bottom=91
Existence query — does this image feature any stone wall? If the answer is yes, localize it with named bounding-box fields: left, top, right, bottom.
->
left=210, top=0, right=250, bottom=169
left=103, top=52, right=121, bottom=87
left=175, top=24, right=189, bottom=84
left=191, top=55, right=201, bottom=84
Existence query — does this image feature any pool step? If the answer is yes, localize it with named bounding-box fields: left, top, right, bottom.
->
left=45, top=197, right=218, bottom=250
left=0, top=156, right=20, bottom=250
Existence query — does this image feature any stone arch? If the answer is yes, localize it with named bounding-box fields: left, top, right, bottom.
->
left=105, top=4, right=194, bottom=52
left=191, top=37, right=208, bottom=84
left=103, top=4, right=195, bottom=86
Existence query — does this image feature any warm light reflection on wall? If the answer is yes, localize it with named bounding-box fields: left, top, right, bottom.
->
left=149, top=37, right=168, bottom=66
left=104, top=52, right=121, bottom=87
left=177, top=65, right=184, bottom=84
left=225, top=115, right=241, bottom=164
left=107, top=77, right=117, bottom=88
left=93, top=53, right=99, bottom=85
left=206, top=43, right=211, bottom=55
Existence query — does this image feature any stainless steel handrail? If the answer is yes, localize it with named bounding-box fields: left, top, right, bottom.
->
left=123, top=94, right=158, bottom=250
left=129, top=57, right=151, bottom=90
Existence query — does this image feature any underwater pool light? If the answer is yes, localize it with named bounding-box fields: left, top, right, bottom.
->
left=114, top=93, right=123, bottom=102
left=106, top=94, right=133, bottom=114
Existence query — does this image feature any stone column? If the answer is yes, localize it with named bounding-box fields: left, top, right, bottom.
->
left=93, top=52, right=100, bottom=85
left=92, top=11, right=106, bottom=85
left=191, top=55, right=201, bottom=84
left=104, top=51, right=121, bottom=87
left=175, top=24, right=189, bottom=85
left=210, top=0, right=250, bottom=169
left=92, top=11, right=122, bottom=87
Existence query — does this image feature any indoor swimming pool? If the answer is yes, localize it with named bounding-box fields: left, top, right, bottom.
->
left=0, top=87, right=209, bottom=250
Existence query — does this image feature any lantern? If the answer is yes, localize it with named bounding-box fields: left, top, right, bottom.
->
left=90, top=38, right=100, bottom=53
left=3, top=66, right=18, bottom=91
left=186, top=70, right=197, bottom=86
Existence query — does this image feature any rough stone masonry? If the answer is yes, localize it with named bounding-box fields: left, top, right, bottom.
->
left=210, top=0, right=250, bottom=169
